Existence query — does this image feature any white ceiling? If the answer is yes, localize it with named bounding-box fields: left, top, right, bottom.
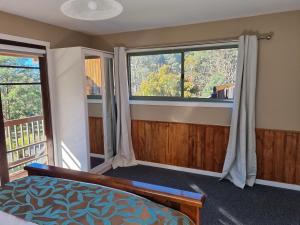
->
left=0, top=0, right=300, bottom=35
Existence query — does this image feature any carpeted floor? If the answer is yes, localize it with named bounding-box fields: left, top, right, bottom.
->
left=105, top=165, right=300, bottom=225
left=90, top=157, right=105, bottom=169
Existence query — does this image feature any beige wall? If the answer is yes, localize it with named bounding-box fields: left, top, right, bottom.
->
left=131, top=105, right=232, bottom=126
left=2, top=10, right=298, bottom=131
left=88, top=103, right=232, bottom=126
left=92, top=11, right=300, bottom=131
left=0, top=11, right=92, bottom=48
left=88, top=103, right=103, bottom=117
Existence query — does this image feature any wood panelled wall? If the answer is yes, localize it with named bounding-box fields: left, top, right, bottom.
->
left=132, top=121, right=229, bottom=172
left=89, top=117, right=104, bottom=155
left=256, top=129, right=300, bottom=184
left=89, top=117, right=300, bottom=185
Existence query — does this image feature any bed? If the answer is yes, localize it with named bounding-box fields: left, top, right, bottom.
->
left=0, top=163, right=206, bottom=225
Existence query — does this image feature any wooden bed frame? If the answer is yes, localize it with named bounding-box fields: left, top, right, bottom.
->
left=24, top=163, right=206, bottom=225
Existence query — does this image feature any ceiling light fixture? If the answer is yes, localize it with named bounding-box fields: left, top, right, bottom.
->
left=61, top=0, right=123, bottom=21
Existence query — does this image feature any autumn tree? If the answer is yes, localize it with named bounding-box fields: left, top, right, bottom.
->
left=130, top=48, right=238, bottom=98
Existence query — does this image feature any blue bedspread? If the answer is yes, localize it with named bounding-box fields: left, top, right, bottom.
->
left=0, top=176, right=193, bottom=225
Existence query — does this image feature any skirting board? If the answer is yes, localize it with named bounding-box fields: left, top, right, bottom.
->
left=137, top=160, right=300, bottom=192
left=90, top=158, right=113, bottom=174
left=90, top=153, right=105, bottom=159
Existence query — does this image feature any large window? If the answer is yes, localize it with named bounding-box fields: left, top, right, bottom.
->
left=128, top=44, right=238, bottom=102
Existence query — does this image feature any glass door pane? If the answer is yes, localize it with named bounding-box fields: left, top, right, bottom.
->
left=85, top=57, right=102, bottom=99
left=85, top=55, right=105, bottom=169
left=0, top=53, right=49, bottom=181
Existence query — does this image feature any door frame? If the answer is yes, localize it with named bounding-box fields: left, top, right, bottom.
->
left=39, top=56, right=54, bottom=165
left=0, top=33, right=55, bottom=185
left=0, top=93, right=9, bottom=185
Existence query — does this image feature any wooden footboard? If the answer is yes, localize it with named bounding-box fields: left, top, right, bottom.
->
left=24, top=163, right=206, bottom=225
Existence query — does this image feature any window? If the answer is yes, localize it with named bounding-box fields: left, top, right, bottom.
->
left=128, top=44, right=238, bottom=102
left=85, top=57, right=102, bottom=99
left=0, top=51, right=53, bottom=182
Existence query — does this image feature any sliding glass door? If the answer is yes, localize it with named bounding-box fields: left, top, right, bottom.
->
left=0, top=52, right=53, bottom=184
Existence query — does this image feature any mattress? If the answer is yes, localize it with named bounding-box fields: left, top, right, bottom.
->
left=0, top=176, right=193, bottom=225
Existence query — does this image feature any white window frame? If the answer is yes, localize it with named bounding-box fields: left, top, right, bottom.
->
left=127, top=41, right=238, bottom=108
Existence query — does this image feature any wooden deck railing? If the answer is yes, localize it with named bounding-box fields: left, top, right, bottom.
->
left=4, top=115, right=48, bottom=179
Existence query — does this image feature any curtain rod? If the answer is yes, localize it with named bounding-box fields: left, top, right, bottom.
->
left=125, top=32, right=273, bottom=51
left=257, top=32, right=274, bottom=40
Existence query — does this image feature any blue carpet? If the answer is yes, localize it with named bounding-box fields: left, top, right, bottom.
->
left=90, top=157, right=104, bottom=169
left=105, top=165, right=300, bottom=225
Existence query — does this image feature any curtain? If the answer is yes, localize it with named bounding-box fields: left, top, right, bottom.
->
left=221, top=35, right=258, bottom=189
left=102, top=57, right=116, bottom=161
left=111, top=47, right=137, bottom=169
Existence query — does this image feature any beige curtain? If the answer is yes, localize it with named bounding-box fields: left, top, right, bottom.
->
left=221, top=35, right=258, bottom=189
left=112, top=47, right=137, bottom=169
left=102, top=57, right=116, bottom=161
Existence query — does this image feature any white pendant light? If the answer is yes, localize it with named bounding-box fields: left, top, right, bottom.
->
left=61, top=0, right=123, bottom=21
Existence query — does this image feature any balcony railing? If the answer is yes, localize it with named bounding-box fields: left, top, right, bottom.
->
left=4, top=115, right=48, bottom=180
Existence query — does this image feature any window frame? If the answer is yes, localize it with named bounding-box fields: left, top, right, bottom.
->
left=0, top=51, right=54, bottom=184
left=127, top=42, right=239, bottom=103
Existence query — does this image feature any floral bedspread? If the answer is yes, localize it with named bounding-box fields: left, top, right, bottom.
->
left=0, top=176, right=193, bottom=225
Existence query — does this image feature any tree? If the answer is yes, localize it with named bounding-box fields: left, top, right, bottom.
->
left=136, top=65, right=181, bottom=96
left=0, top=55, right=42, bottom=120
left=130, top=48, right=238, bottom=98
left=184, top=48, right=237, bottom=97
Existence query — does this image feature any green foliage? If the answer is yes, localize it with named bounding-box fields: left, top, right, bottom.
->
left=202, top=73, right=226, bottom=98
left=130, top=48, right=238, bottom=98
left=0, top=55, right=42, bottom=120
left=136, top=65, right=181, bottom=96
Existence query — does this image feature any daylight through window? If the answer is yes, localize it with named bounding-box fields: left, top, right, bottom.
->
left=128, top=44, right=238, bottom=102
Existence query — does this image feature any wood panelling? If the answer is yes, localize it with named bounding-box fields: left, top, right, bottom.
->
left=256, top=130, right=300, bottom=184
left=132, top=121, right=229, bottom=173
left=89, top=117, right=300, bottom=185
left=88, top=117, right=104, bottom=155
left=137, top=121, right=169, bottom=164
left=296, top=135, right=300, bottom=184
left=131, top=120, right=300, bottom=185
left=168, top=123, right=189, bottom=167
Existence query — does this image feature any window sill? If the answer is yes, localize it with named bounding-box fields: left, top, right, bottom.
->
left=129, top=100, right=233, bottom=108
left=88, top=99, right=233, bottom=108
left=87, top=99, right=103, bottom=104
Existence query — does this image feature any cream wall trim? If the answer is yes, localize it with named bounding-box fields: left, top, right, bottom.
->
left=90, top=158, right=113, bottom=174
left=130, top=100, right=233, bottom=108
left=0, top=44, right=46, bottom=55
left=88, top=100, right=233, bottom=108
left=137, top=160, right=300, bottom=192
left=87, top=99, right=103, bottom=104
left=90, top=153, right=105, bottom=158
left=126, top=41, right=239, bottom=53
left=83, top=47, right=113, bottom=57
left=0, top=32, right=60, bottom=167
left=0, top=33, right=50, bottom=48
left=254, top=179, right=300, bottom=192
left=137, top=161, right=223, bottom=178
